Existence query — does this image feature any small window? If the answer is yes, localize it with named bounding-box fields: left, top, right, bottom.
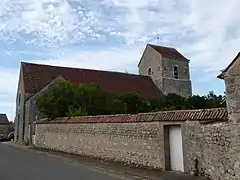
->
left=173, top=65, right=179, bottom=79
left=184, top=68, right=188, bottom=74
left=148, top=68, right=152, bottom=75
left=18, top=93, right=21, bottom=106
left=17, top=113, right=20, bottom=121
left=157, top=66, right=161, bottom=71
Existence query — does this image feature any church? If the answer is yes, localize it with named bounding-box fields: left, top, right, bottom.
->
left=14, top=44, right=192, bottom=143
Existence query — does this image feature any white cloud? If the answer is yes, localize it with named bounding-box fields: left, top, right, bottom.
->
left=1, top=0, right=240, bottom=120
left=28, top=45, right=145, bottom=73
left=1, top=0, right=239, bottom=73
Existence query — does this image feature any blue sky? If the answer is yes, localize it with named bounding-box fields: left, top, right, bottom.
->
left=0, top=0, right=239, bottom=121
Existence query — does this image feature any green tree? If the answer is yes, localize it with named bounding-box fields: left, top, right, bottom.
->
left=36, top=81, right=226, bottom=119
left=205, top=91, right=226, bottom=108
left=185, top=95, right=207, bottom=109
left=118, top=92, right=151, bottom=114
left=36, top=82, right=130, bottom=118
left=160, top=93, right=187, bottom=110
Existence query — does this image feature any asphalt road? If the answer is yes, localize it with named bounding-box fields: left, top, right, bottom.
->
left=0, top=142, right=207, bottom=180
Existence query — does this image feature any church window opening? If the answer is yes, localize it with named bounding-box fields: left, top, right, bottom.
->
left=148, top=68, right=152, bottom=75
left=174, top=65, right=179, bottom=79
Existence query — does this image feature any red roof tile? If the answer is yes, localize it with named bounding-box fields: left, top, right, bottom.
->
left=37, top=108, right=228, bottom=124
left=141, top=108, right=228, bottom=121
left=148, top=44, right=188, bottom=60
left=21, top=62, right=163, bottom=100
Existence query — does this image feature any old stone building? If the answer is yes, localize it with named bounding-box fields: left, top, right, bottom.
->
left=14, top=61, right=164, bottom=143
left=217, top=52, right=240, bottom=180
left=14, top=44, right=192, bottom=143
left=34, top=52, right=240, bottom=180
left=218, top=52, right=240, bottom=124
left=138, top=44, right=192, bottom=98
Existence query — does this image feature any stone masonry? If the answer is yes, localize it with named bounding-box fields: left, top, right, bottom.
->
left=218, top=53, right=240, bottom=180
left=138, top=44, right=192, bottom=98
left=34, top=108, right=240, bottom=180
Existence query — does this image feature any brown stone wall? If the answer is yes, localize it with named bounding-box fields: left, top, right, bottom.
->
left=36, top=121, right=165, bottom=169
left=35, top=109, right=238, bottom=179
left=183, top=121, right=237, bottom=180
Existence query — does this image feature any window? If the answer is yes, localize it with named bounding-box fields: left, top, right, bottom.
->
left=157, top=66, right=161, bottom=71
left=184, top=68, right=188, bottom=74
left=173, top=65, right=179, bottom=79
left=148, top=68, right=152, bottom=75
left=18, top=93, right=21, bottom=106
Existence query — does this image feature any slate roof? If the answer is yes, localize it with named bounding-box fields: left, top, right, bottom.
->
left=217, top=52, right=240, bottom=79
left=21, top=62, right=164, bottom=100
left=0, top=114, right=9, bottom=124
left=148, top=44, right=188, bottom=60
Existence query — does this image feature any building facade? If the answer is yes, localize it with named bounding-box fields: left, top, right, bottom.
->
left=138, top=44, right=192, bottom=98
left=14, top=61, right=163, bottom=143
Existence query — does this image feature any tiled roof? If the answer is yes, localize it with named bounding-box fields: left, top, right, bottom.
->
left=217, top=52, right=240, bottom=79
left=0, top=114, right=9, bottom=124
left=21, top=62, right=164, bottom=100
left=148, top=44, right=188, bottom=60
left=139, top=108, right=228, bottom=121
left=37, top=108, right=228, bottom=124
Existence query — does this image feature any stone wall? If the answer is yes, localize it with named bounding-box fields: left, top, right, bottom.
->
left=183, top=121, right=238, bottom=180
left=220, top=54, right=240, bottom=180
left=34, top=108, right=240, bottom=180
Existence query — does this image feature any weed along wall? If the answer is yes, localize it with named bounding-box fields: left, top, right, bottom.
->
left=35, top=108, right=239, bottom=180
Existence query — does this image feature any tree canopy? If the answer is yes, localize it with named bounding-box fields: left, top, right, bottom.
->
left=36, top=81, right=226, bottom=119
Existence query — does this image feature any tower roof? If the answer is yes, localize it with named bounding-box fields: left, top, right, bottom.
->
left=138, top=44, right=189, bottom=67
left=148, top=44, right=188, bottom=60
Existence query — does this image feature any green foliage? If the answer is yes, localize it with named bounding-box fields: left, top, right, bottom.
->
left=36, top=81, right=226, bottom=119
left=66, top=106, right=88, bottom=117
left=118, top=92, right=151, bottom=114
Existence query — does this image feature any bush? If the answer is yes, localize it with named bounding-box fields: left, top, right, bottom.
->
left=66, top=106, right=88, bottom=117
left=36, top=81, right=226, bottom=119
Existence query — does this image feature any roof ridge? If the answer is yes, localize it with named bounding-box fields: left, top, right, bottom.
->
left=217, top=52, right=240, bottom=79
left=139, top=108, right=227, bottom=114
left=147, top=43, right=176, bottom=50
left=21, top=61, right=148, bottom=78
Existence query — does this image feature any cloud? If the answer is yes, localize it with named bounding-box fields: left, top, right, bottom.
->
left=28, top=45, right=145, bottom=73
left=1, top=0, right=240, bottom=120
left=1, top=0, right=238, bottom=73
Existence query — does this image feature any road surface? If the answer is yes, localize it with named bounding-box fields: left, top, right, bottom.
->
left=0, top=142, right=207, bottom=180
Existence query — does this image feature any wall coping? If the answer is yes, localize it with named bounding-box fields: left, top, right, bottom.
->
left=36, top=108, right=228, bottom=124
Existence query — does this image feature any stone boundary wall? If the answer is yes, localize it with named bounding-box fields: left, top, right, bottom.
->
left=37, top=108, right=228, bottom=124
left=35, top=108, right=239, bottom=180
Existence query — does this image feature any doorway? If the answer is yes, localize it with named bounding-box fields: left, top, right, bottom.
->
left=168, top=125, right=184, bottom=172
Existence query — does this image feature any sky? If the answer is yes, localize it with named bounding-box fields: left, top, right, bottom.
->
left=0, top=0, right=239, bottom=122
